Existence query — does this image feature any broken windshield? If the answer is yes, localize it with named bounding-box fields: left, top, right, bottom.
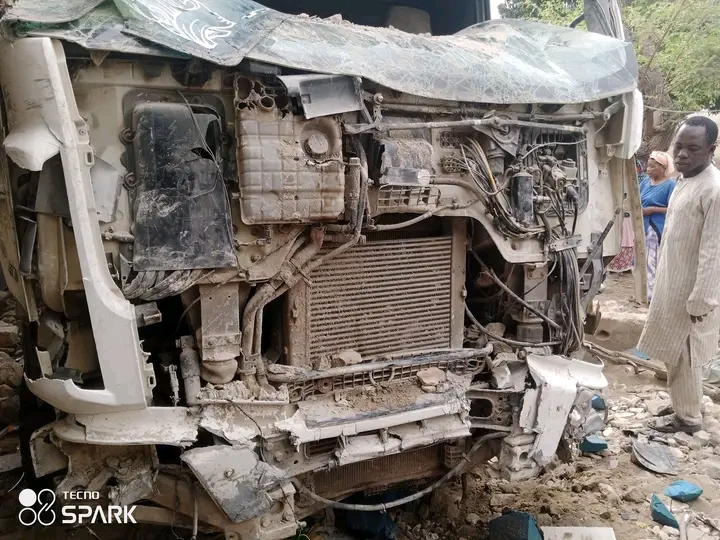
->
left=1, top=0, right=637, bottom=104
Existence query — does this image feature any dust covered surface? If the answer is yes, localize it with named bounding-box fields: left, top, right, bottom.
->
left=341, top=380, right=426, bottom=412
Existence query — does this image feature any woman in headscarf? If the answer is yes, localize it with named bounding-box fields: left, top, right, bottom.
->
left=640, top=151, right=677, bottom=302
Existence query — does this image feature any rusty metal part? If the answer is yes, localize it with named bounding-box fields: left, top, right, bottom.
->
left=199, top=282, right=242, bottom=384
left=465, top=305, right=561, bottom=348
left=149, top=473, right=297, bottom=538
left=344, top=157, right=361, bottom=228
left=295, top=444, right=445, bottom=516
left=292, top=432, right=506, bottom=512
left=471, top=252, right=559, bottom=331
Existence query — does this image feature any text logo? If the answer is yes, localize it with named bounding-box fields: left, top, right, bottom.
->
left=18, top=489, right=138, bottom=526
left=18, top=488, right=56, bottom=526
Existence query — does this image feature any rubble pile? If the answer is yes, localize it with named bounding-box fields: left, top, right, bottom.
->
left=395, top=377, right=720, bottom=540
left=0, top=291, right=21, bottom=428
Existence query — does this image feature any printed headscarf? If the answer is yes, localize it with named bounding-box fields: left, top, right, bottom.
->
left=649, top=151, right=675, bottom=177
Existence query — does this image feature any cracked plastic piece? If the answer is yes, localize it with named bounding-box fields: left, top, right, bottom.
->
left=130, top=102, right=236, bottom=271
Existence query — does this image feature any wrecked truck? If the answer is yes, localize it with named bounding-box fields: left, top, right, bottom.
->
left=0, top=0, right=641, bottom=537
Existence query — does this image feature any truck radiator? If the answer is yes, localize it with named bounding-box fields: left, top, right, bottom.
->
left=284, top=229, right=465, bottom=367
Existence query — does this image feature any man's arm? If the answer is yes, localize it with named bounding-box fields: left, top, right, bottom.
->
left=687, top=190, right=720, bottom=319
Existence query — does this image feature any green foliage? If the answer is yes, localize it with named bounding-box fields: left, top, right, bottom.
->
left=624, top=0, right=720, bottom=111
left=499, top=0, right=583, bottom=26
left=499, top=0, right=720, bottom=111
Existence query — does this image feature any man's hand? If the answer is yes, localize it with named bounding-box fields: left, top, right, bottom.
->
left=642, top=207, right=652, bottom=216
left=690, top=310, right=713, bottom=323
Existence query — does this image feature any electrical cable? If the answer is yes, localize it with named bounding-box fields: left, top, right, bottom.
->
left=469, top=251, right=561, bottom=331
left=464, top=304, right=560, bottom=348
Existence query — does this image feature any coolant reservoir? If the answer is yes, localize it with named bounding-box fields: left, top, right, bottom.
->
left=235, top=77, right=346, bottom=225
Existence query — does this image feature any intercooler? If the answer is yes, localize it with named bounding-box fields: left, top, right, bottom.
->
left=284, top=220, right=466, bottom=366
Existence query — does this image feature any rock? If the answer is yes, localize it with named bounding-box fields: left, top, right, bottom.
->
left=660, top=526, right=679, bottom=537
left=417, top=367, right=446, bottom=387
left=708, top=430, right=720, bottom=447
left=0, top=362, right=22, bottom=388
left=646, top=399, right=673, bottom=416
left=536, top=513, right=553, bottom=527
left=465, top=513, right=481, bottom=526
left=670, top=447, right=686, bottom=460
left=486, top=323, right=506, bottom=336
left=0, top=395, right=19, bottom=425
left=698, top=458, right=720, bottom=480
left=490, top=494, right=515, bottom=508
left=694, top=430, right=712, bottom=447
left=0, top=385, right=14, bottom=400
left=674, top=431, right=697, bottom=448
left=686, top=526, right=706, bottom=540
left=600, top=510, right=613, bottom=519
left=623, top=487, right=647, bottom=504
left=331, top=349, right=362, bottom=367
left=0, top=324, right=18, bottom=349
left=597, top=483, right=621, bottom=505
left=418, top=503, right=430, bottom=520
left=658, top=391, right=670, bottom=400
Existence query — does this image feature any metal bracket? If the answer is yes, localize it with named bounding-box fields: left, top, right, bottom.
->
left=549, top=235, right=582, bottom=252
left=135, top=302, right=163, bottom=328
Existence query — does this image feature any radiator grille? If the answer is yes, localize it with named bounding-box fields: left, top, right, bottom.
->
left=307, top=236, right=453, bottom=363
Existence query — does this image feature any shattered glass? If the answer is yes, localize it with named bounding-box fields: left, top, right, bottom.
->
left=0, top=0, right=638, bottom=105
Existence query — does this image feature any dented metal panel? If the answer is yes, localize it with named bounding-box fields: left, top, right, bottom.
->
left=181, top=446, right=287, bottom=523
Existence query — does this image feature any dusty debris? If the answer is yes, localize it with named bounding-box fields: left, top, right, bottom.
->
left=331, top=349, right=362, bottom=367
left=697, top=459, right=720, bottom=480
left=0, top=323, right=18, bottom=349
left=418, top=367, right=447, bottom=388
left=693, top=431, right=711, bottom=447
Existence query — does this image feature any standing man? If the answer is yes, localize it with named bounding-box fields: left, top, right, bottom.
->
left=637, top=116, right=720, bottom=434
